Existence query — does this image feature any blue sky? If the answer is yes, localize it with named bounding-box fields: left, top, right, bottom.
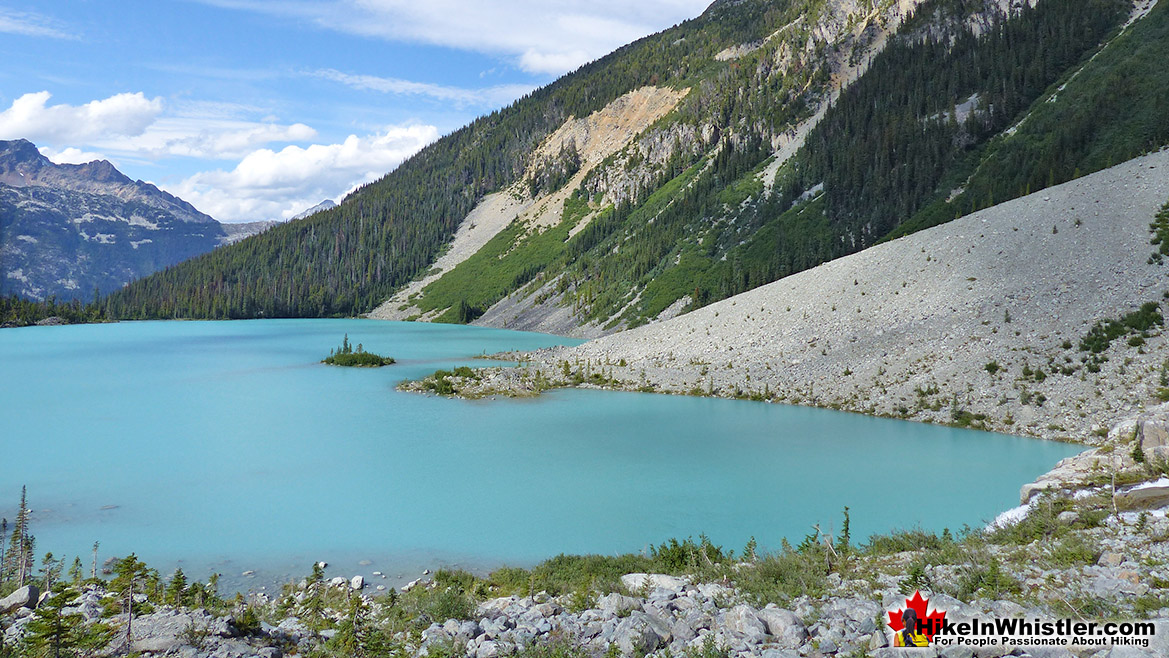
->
left=0, top=0, right=709, bottom=222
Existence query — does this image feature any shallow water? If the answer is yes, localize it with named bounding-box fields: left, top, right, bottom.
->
left=0, top=319, right=1079, bottom=592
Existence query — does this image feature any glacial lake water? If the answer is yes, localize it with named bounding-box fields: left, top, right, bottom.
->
left=1, top=319, right=1079, bottom=592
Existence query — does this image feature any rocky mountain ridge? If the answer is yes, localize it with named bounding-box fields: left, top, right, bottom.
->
left=0, top=139, right=271, bottom=300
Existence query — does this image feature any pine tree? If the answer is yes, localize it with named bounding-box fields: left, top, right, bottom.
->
left=38, top=552, right=62, bottom=591
left=21, top=584, right=113, bottom=658
left=0, top=517, right=7, bottom=583
left=302, top=563, right=327, bottom=635
left=108, top=554, right=150, bottom=648
left=4, top=487, right=34, bottom=587
left=166, top=569, right=188, bottom=606
left=67, top=558, right=83, bottom=586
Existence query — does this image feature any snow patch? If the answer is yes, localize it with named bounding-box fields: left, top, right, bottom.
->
left=127, top=214, right=160, bottom=230
left=1120, top=476, right=1169, bottom=493
left=987, top=501, right=1034, bottom=530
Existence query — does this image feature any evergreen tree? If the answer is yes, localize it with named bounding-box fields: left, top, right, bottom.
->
left=4, top=487, right=34, bottom=587
left=20, top=584, right=113, bottom=658
left=67, top=558, right=83, bottom=586
left=108, top=555, right=151, bottom=648
left=165, top=568, right=188, bottom=606
left=302, top=563, right=327, bottom=635
left=38, top=552, right=62, bottom=591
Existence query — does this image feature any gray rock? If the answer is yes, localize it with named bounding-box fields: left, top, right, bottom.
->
left=0, top=585, right=40, bottom=614
left=647, top=586, right=678, bottom=603
left=696, top=583, right=731, bottom=601
left=671, top=618, right=697, bottom=643
left=350, top=575, right=364, bottom=590
left=459, top=620, right=482, bottom=640
left=761, top=650, right=801, bottom=658
left=612, top=612, right=664, bottom=655
left=723, top=605, right=766, bottom=644
left=1057, top=511, right=1079, bottom=524
left=620, top=573, right=689, bottom=594
left=597, top=593, right=641, bottom=618
left=476, top=640, right=501, bottom=658
left=938, top=647, right=974, bottom=658
left=1115, top=482, right=1169, bottom=510
left=132, top=636, right=179, bottom=653
left=1103, top=648, right=1156, bottom=658
left=756, top=607, right=807, bottom=648
left=1139, top=418, right=1169, bottom=455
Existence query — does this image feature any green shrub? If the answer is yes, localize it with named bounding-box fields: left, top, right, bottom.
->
left=956, top=556, right=1021, bottom=599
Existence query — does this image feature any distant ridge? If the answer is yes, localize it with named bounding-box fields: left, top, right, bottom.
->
left=0, top=139, right=229, bottom=300
left=292, top=199, right=336, bottom=220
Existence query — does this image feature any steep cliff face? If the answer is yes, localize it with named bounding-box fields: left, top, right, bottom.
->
left=376, top=0, right=1094, bottom=337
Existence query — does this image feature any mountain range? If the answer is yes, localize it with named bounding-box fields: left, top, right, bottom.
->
left=0, top=139, right=281, bottom=301
left=78, top=0, right=1169, bottom=329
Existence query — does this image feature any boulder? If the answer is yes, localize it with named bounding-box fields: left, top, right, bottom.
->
left=1115, top=479, right=1169, bottom=510
left=612, top=612, right=663, bottom=655
left=0, top=585, right=40, bottom=614
left=350, top=575, right=364, bottom=590
left=723, top=605, right=766, bottom=644
left=597, top=593, right=641, bottom=618
left=620, top=573, right=688, bottom=594
left=756, top=607, right=807, bottom=648
left=131, top=636, right=178, bottom=654
left=1139, top=417, right=1169, bottom=454
left=1098, top=552, right=1125, bottom=567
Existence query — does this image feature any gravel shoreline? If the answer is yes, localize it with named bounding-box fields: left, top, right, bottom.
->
left=405, top=150, right=1169, bottom=446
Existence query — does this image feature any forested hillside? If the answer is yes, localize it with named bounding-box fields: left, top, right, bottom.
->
left=102, top=0, right=825, bottom=320
left=101, top=0, right=1169, bottom=333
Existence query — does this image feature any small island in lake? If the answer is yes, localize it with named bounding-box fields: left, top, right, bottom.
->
left=322, top=334, right=394, bottom=367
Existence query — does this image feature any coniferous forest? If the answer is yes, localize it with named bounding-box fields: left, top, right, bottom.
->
left=26, top=0, right=1169, bottom=331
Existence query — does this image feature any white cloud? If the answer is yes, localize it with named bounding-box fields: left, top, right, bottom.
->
left=311, top=68, right=533, bottom=106
left=98, top=118, right=318, bottom=160
left=0, top=91, right=321, bottom=162
left=0, top=91, right=164, bottom=144
left=197, top=0, right=710, bottom=75
left=39, top=146, right=107, bottom=165
left=0, top=8, right=74, bottom=39
left=164, top=123, right=439, bottom=222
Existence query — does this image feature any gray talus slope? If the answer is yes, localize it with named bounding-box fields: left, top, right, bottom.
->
left=538, top=150, right=1169, bottom=440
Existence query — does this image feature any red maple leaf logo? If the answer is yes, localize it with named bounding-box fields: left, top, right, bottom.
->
left=888, top=591, right=947, bottom=641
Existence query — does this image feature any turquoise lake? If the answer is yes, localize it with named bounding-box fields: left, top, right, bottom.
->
left=1, top=319, right=1079, bottom=592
